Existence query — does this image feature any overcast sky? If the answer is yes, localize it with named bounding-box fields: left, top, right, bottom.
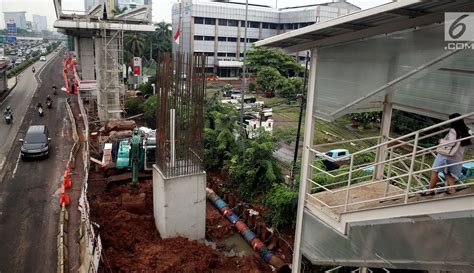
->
left=1, top=0, right=393, bottom=30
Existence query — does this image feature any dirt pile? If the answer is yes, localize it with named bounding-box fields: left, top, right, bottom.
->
left=89, top=180, right=271, bottom=273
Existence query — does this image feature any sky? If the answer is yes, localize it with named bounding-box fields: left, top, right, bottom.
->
left=0, top=0, right=393, bottom=30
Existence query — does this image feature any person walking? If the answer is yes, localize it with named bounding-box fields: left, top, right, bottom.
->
left=425, top=113, right=472, bottom=195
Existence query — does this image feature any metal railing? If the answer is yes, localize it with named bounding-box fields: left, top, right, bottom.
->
left=307, top=112, right=474, bottom=214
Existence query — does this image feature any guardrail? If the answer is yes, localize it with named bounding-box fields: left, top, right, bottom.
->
left=307, top=112, right=474, bottom=214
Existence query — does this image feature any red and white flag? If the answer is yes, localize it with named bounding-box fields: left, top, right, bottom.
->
left=173, top=27, right=181, bottom=44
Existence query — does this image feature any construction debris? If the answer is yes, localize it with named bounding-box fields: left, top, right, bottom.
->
left=102, top=119, right=136, bottom=133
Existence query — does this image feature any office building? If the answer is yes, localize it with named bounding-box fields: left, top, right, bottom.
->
left=3, top=11, right=27, bottom=30
left=172, top=0, right=360, bottom=77
left=32, top=15, right=48, bottom=32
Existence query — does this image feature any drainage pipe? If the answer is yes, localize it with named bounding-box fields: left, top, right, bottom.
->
left=206, top=188, right=291, bottom=273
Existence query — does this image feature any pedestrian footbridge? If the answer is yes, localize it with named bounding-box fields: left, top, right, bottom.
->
left=257, top=0, right=474, bottom=271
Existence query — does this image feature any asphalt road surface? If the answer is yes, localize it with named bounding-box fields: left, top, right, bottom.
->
left=0, top=49, right=75, bottom=273
left=0, top=49, right=60, bottom=172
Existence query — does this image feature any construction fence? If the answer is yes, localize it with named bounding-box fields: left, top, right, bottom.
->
left=76, top=89, right=102, bottom=273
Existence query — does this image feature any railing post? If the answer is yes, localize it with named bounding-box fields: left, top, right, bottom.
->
left=405, top=132, right=419, bottom=203
left=384, top=148, right=393, bottom=197
left=343, top=154, right=354, bottom=212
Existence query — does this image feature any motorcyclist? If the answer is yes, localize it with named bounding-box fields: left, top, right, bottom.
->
left=4, top=106, right=13, bottom=119
left=52, top=84, right=57, bottom=95
left=37, top=102, right=43, bottom=109
left=46, top=95, right=52, bottom=103
left=32, top=66, right=35, bottom=73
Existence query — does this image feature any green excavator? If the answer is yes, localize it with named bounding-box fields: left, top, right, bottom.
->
left=104, top=128, right=156, bottom=186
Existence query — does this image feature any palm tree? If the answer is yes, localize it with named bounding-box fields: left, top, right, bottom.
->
left=147, top=21, right=173, bottom=59
left=125, top=33, right=146, bottom=57
left=112, top=6, right=128, bottom=15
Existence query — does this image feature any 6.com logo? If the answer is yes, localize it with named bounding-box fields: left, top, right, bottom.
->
left=445, top=12, right=474, bottom=50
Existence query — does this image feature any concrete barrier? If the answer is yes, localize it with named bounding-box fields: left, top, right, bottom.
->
left=57, top=204, right=69, bottom=273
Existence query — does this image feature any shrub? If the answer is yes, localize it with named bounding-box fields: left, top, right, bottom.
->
left=124, top=97, right=144, bottom=115
left=248, top=81, right=256, bottom=91
left=143, top=95, right=158, bottom=128
left=264, top=183, right=298, bottom=229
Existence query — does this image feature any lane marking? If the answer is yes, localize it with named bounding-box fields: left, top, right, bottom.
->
left=12, top=152, right=21, bottom=178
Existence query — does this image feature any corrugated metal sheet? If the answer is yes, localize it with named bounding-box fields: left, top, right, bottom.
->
left=301, top=209, right=474, bottom=270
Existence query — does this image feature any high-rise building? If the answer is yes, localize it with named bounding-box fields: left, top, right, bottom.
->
left=3, top=11, right=27, bottom=30
left=172, top=0, right=360, bottom=77
left=32, top=15, right=48, bottom=32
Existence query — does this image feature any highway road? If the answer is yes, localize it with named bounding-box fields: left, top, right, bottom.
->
left=0, top=49, right=75, bottom=273
left=0, top=49, right=60, bottom=173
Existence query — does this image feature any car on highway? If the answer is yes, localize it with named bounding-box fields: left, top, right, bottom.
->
left=40, top=56, right=46, bottom=61
left=19, top=125, right=51, bottom=160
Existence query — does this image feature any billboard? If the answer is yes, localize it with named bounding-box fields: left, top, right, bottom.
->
left=5, top=36, right=17, bottom=43
left=6, top=23, right=17, bottom=35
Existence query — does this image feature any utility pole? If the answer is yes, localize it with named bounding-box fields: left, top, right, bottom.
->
left=291, top=51, right=310, bottom=183
left=240, top=0, right=249, bottom=138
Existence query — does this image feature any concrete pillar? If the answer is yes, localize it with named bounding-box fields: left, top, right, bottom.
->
left=374, top=93, right=393, bottom=181
left=74, top=36, right=79, bottom=58
left=152, top=165, right=206, bottom=240
left=78, top=37, right=95, bottom=80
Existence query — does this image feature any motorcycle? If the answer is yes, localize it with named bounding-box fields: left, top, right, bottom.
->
left=32, top=67, right=35, bottom=73
left=4, top=113, right=12, bottom=124
left=53, top=87, right=57, bottom=95
left=46, top=100, right=53, bottom=109
left=38, top=106, right=44, bottom=117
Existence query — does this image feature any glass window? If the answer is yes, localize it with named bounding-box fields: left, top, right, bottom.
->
left=217, top=52, right=226, bottom=57
left=270, top=23, right=277, bottom=29
left=227, top=53, right=236, bottom=57
left=240, top=21, right=247, bottom=27
left=218, top=19, right=227, bottom=26
left=194, top=17, right=204, bottom=24
left=249, top=21, right=260, bottom=28
left=204, top=52, right=214, bottom=57
left=228, top=37, right=237, bottom=42
left=194, top=35, right=204, bottom=41
left=228, top=20, right=238, bottom=27
left=249, top=38, right=259, bottom=43
left=205, top=18, right=215, bottom=25
left=24, top=133, right=46, bottom=144
left=204, top=36, right=214, bottom=41
left=338, top=152, right=347, bottom=156
left=262, top=23, right=269, bottom=29
left=218, top=36, right=227, bottom=42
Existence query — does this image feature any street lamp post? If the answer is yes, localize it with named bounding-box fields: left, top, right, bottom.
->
left=240, top=0, right=249, bottom=138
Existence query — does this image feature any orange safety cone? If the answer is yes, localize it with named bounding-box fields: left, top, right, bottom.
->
left=59, top=185, right=70, bottom=207
left=64, top=170, right=72, bottom=189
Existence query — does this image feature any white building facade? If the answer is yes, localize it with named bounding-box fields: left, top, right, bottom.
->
left=3, top=12, right=27, bottom=30
left=172, top=0, right=360, bottom=77
left=32, top=15, right=48, bottom=32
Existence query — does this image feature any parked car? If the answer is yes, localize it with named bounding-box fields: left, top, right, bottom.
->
left=40, top=56, right=46, bottom=61
left=19, top=125, right=51, bottom=159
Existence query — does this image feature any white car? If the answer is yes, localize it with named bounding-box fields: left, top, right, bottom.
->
left=40, top=56, right=46, bottom=61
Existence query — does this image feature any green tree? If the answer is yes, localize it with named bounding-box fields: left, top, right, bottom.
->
left=125, top=33, right=146, bottom=57
left=112, top=6, right=128, bottom=15
left=256, top=67, right=281, bottom=92
left=229, top=132, right=283, bottom=201
left=264, top=183, right=298, bottom=229
left=204, top=93, right=238, bottom=170
left=245, top=45, right=302, bottom=77
left=143, top=96, right=158, bottom=127
left=276, top=77, right=303, bottom=102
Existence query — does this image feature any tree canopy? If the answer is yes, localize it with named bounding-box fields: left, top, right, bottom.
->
left=245, top=45, right=302, bottom=77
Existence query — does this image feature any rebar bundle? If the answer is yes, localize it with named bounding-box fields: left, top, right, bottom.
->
left=155, top=52, right=206, bottom=177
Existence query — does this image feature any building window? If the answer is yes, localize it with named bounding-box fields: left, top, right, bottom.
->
left=218, top=36, right=227, bottom=42
left=228, top=37, right=237, bottom=42
left=240, top=38, right=245, bottom=43
left=217, top=52, right=226, bottom=57
left=239, top=53, right=244, bottom=57
left=228, top=20, right=238, bottom=27
left=262, top=22, right=269, bottom=29
left=249, top=21, right=260, bottom=28
left=194, top=17, right=204, bottom=24
left=194, top=35, right=204, bottom=41
left=240, top=21, right=248, bottom=27
left=249, top=38, right=259, bottom=43
left=205, top=18, right=215, bottom=25
left=204, top=52, right=215, bottom=57
left=218, top=19, right=227, bottom=26
left=227, top=53, right=236, bottom=57
left=285, top=24, right=294, bottom=30
left=204, top=36, right=214, bottom=41
left=270, top=23, right=278, bottom=29
left=299, top=56, right=307, bottom=61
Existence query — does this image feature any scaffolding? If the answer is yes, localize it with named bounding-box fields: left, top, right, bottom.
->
left=97, top=21, right=125, bottom=120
